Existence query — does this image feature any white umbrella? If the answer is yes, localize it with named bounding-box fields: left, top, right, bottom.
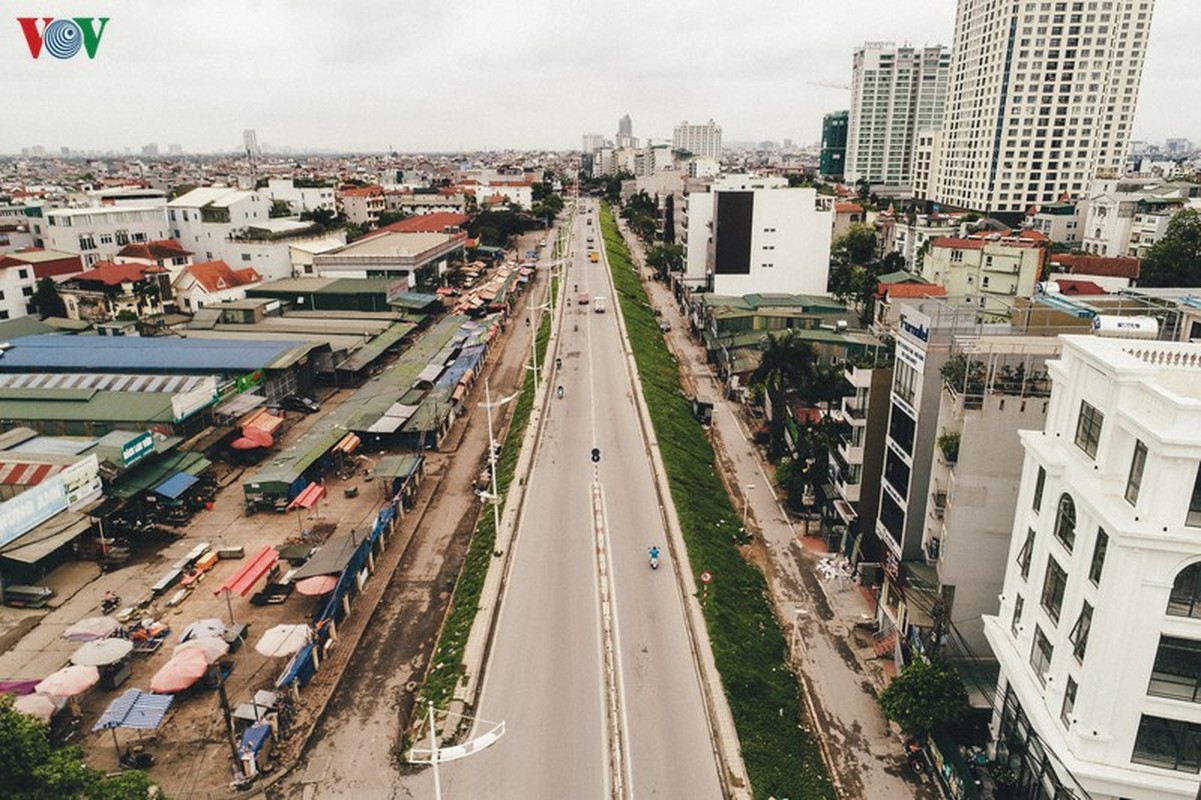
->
left=13, top=693, right=57, bottom=722
left=71, top=638, right=133, bottom=667
left=254, top=624, right=311, bottom=657
left=173, top=636, right=229, bottom=664
left=178, top=618, right=226, bottom=643
left=35, top=665, right=100, bottom=697
left=62, top=617, right=120, bottom=642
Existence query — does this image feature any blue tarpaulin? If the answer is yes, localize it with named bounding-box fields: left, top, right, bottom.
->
left=93, top=689, right=174, bottom=731
left=154, top=471, right=198, bottom=499
left=239, top=721, right=272, bottom=756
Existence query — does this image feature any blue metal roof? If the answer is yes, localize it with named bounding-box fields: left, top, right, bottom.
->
left=154, top=471, right=198, bottom=499
left=0, top=335, right=306, bottom=374
left=94, top=689, right=173, bottom=731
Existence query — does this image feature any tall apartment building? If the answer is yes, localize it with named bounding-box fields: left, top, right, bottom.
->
left=673, top=120, right=723, bottom=160
left=616, top=115, right=636, bottom=149
left=934, top=0, right=1156, bottom=214
left=820, top=111, right=849, bottom=179
left=846, top=43, right=950, bottom=187
left=243, top=129, right=259, bottom=156
left=581, top=134, right=606, bottom=153
left=985, top=335, right=1201, bottom=800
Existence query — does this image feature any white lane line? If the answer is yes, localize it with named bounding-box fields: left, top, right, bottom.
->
left=591, top=482, right=631, bottom=800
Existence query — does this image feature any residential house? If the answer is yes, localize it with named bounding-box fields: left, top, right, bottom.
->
left=339, top=186, right=385, bottom=227
left=59, top=261, right=171, bottom=322
left=172, top=260, right=264, bottom=312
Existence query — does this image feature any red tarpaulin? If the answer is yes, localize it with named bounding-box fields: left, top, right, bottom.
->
left=213, top=545, right=279, bottom=598
left=230, top=437, right=262, bottom=450
left=332, top=433, right=360, bottom=455
left=240, top=426, right=274, bottom=448
left=286, top=482, right=325, bottom=511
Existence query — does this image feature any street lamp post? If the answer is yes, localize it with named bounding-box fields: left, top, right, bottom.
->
left=791, top=607, right=809, bottom=660
left=741, top=483, right=756, bottom=538
left=483, top=379, right=518, bottom=535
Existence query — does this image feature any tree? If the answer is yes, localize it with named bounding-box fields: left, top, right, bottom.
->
left=376, top=210, right=410, bottom=228
left=32, top=277, right=66, bottom=319
left=833, top=224, right=877, bottom=266
left=878, top=657, right=970, bottom=740
left=645, top=243, right=684, bottom=276
left=0, top=694, right=158, bottom=799
left=1139, top=207, right=1201, bottom=287
left=268, top=199, right=291, bottom=218
left=467, top=210, right=537, bottom=247
left=750, top=330, right=819, bottom=400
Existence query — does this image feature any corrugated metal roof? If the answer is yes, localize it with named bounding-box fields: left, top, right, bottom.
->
left=0, top=391, right=178, bottom=423
left=0, top=335, right=307, bottom=374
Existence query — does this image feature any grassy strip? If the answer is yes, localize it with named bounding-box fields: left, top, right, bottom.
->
left=419, top=280, right=555, bottom=714
left=600, top=206, right=834, bottom=799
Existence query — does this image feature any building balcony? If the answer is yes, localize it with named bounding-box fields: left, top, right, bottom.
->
left=983, top=261, right=1022, bottom=274
left=930, top=488, right=947, bottom=520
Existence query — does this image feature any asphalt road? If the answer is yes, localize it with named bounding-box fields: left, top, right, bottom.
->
left=431, top=207, right=722, bottom=798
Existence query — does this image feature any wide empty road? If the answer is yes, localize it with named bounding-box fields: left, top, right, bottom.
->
left=433, top=206, right=722, bottom=798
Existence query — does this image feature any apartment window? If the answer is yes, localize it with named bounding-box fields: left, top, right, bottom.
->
left=892, top=360, right=918, bottom=406
left=1018, top=528, right=1036, bottom=580
left=1124, top=439, right=1147, bottom=505
left=1061, top=676, right=1078, bottom=728
left=1030, top=626, right=1054, bottom=685
left=1169, top=563, right=1201, bottom=618
left=1012, top=595, right=1025, bottom=637
left=1041, top=557, right=1068, bottom=624
left=1188, top=464, right=1201, bottom=527
left=1069, top=601, right=1092, bottom=661
left=115, top=231, right=129, bottom=246
left=1032, top=466, right=1047, bottom=512
left=1148, top=636, right=1201, bottom=703
left=1053, top=494, right=1076, bottom=551
left=1074, top=400, right=1103, bottom=458
left=950, top=249, right=964, bottom=262
left=1132, top=715, right=1201, bottom=773
left=888, top=405, right=916, bottom=455
left=1088, top=527, right=1108, bottom=585
left=78, top=235, right=96, bottom=251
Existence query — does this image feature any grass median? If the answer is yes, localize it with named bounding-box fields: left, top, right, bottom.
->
left=419, top=277, right=554, bottom=716
left=600, top=205, right=834, bottom=799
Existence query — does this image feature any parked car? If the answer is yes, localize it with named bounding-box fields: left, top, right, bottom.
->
left=282, top=395, right=320, bottom=414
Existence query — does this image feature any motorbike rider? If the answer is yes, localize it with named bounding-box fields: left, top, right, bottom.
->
left=556, top=384, right=564, bottom=399
left=648, top=545, right=661, bottom=562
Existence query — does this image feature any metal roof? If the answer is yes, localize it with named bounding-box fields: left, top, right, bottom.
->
left=0, top=335, right=308, bottom=374
left=0, top=391, right=178, bottom=423
left=0, top=372, right=210, bottom=394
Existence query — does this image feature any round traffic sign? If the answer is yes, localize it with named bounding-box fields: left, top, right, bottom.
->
left=700, top=571, right=712, bottom=585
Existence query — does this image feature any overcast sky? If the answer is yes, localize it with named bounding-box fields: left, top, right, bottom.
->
left=5, top=0, right=1197, bottom=154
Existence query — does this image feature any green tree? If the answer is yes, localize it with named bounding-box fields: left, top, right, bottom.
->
left=834, top=224, right=877, bottom=266
left=376, top=210, right=410, bottom=228
left=268, top=199, right=291, bottom=218
left=467, top=210, right=537, bottom=247
left=32, top=277, right=67, bottom=319
left=1140, top=207, right=1201, bottom=287
left=645, top=243, right=684, bottom=275
left=0, top=694, right=158, bottom=799
left=878, top=657, right=970, bottom=740
left=750, top=330, right=819, bottom=400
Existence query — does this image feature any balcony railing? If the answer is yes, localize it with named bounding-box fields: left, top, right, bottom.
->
left=930, top=490, right=947, bottom=519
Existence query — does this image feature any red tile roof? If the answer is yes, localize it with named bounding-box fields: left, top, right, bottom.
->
left=340, top=186, right=382, bottom=197
left=116, top=239, right=192, bottom=260
left=0, top=248, right=84, bottom=279
left=377, top=212, right=469, bottom=234
left=877, top=282, right=948, bottom=299
left=931, top=234, right=1043, bottom=250
left=930, top=237, right=988, bottom=250
left=72, top=261, right=166, bottom=286
left=1050, top=254, right=1141, bottom=279
left=834, top=202, right=864, bottom=214
left=1054, top=278, right=1107, bottom=295
left=182, top=260, right=263, bottom=293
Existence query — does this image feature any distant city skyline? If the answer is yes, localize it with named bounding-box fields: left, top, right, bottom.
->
left=3, top=0, right=1198, bottom=154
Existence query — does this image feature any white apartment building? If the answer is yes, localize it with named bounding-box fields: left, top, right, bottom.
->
left=682, top=175, right=832, bottom=296
left=934, top=0, right=1155, bottom=214
left=672, top=120, right=723, bottom=160
left=261, top=179, right=335, bottom=215
left=920, top=233, right=1045, bottom=302
left=339, top=186, right=385, bottom=227
left=846, top=43, right=950, bottom=187
left=1024, top=202, right=1085, bottom=247
left=40, top=206, right=171, bottom=267
left=912, top=130, right=943, bottom=200
left=985, top=335, right=1201, bottom=800
left=875, top=210, right=966, bottom=269
left=1081, top=178, right=1201, bottom=257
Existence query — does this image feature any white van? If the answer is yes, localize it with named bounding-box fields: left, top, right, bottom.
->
left=594, top=297, right=606, bottom=313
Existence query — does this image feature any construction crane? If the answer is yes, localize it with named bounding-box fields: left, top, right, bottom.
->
left=807, top=80, right=850, bottom=90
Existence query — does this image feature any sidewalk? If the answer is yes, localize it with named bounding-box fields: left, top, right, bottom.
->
left=619, top=222, right=937, bottom=799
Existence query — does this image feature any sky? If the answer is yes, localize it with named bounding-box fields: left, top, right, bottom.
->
left=4, top=0, right=1198, bottom=154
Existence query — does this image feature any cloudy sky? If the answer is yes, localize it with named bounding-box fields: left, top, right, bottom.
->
left=5, top=0, right=1197, bottom=153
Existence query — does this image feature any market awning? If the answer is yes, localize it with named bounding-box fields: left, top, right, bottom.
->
left=286, top=482, right=325, bottom=511
left=239, top=721, right=272, bottom=756
left=291, top=532, right=363, bottom=580
left=214, top=545, right=279, bottom=598
left=109, top=452, right=210, bottom=500
left=93, top=689, right=173, bottom=731
left=373, top=454, right=422, bottom=480
left=215, top=393, right=266, bottom=422
left=0, top=511, right=92, bottom=565
left=242, top=409, right=284, bottom=436
left=153, top=472, right=198, bottom=500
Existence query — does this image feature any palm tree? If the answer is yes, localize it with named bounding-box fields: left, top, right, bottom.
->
left=750, top=330, right=819, bottom=399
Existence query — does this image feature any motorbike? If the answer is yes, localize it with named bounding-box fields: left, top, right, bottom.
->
left=648, top=547, right=660, bottom=570
left=905, top=740, right=925, bottom=774
left=556, top=385, right=564, bottom=399
left=101, top=593, right=121, bottom=615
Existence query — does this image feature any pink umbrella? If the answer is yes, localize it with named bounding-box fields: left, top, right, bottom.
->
left=230, top=437, right=262, bottom=451
left=294, top=575, right=338, bottom=596
left=62, top=617, right=120, bottom=642
left=173, top=636, right=229, bottom=664
left=13, top=693, right=57, bottom=722
left=35, top=664, right=100, bottom=697
left=150, top=648, right=210, bottom=693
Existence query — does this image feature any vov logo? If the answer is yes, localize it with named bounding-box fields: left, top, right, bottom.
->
left=18, top=17, right=110, bottom=59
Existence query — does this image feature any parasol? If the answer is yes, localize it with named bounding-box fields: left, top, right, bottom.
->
left=149, top=648, right=211, bottom=693
left=62, top=617, right=120, bottom=642
left=254, top=624, right=311, bottom=657
left=294, top=575, right=338, bottom=596
left=13, top=693, right=57, bottom=722
left=35, top=664, right=100, bottom=696
left=70, top=638, right=133, bottom=667
left=178, top=618, right=225, bottom=643
left=173, top=636, right=229, bottom=664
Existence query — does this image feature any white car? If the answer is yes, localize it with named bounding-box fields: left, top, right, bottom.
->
left=594, top=297, right=606, bottom=313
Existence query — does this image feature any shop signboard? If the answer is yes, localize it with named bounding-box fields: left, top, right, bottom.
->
left=121, top=432, right=155, bottom=466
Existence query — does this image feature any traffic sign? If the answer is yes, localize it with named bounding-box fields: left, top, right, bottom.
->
left=700, top=571, right=712, bottom=585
